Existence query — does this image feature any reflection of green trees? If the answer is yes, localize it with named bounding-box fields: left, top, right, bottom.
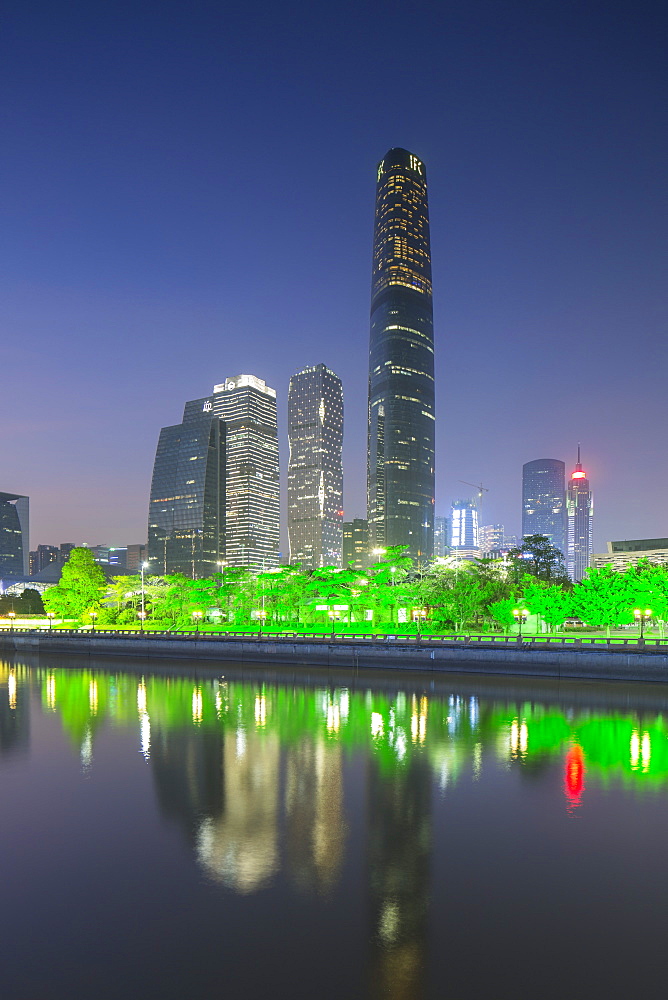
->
left=36, top=668, right=668, bottom=789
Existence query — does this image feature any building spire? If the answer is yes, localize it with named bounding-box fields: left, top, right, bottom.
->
left=576, top=443, right=581, bottom=471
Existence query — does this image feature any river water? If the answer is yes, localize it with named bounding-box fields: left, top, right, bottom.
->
left=1, top=655, right=667, bottom=999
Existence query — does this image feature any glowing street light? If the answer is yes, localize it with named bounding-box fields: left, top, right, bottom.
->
left=633, top=608, right=652, bottom=640
left=257, top=609, right=267, bottom=634
left=138, top=610, right=146, bottom=632
left=90, top=612, right=98, bottom=632
left=192, top=610, right=203, bottom=633
left=8, top=611, right=16, bottom=632
left=47, top=612, right=55, bottom=630
left=372, top=547, right=386, bottom=564
left=140, top=561, right=150, bottom=620
left=512, top=607, right=529, bottom=639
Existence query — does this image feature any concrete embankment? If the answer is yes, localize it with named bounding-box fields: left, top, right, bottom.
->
left=2, top=631, right=668, bottom=684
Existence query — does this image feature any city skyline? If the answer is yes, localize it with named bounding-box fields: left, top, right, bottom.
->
left=2, top=2, right=666, bottom=551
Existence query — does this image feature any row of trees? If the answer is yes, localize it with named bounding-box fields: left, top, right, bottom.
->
left=37, top=540, right=668, bottom=634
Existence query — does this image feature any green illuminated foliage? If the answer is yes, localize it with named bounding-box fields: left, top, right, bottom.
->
left=42, top=547, right=106, bottom=619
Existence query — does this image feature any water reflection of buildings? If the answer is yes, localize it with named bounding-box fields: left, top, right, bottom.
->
left=0, top=667, right=30, bottom=756
left=195, top=729, right=281, bottom=893
left=367, top=739, right=431, bottom=999
left=284, top=737, right=345, bottom=894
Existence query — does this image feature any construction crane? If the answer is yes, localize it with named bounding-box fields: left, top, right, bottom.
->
left=459, top=481, right=489, bottom=502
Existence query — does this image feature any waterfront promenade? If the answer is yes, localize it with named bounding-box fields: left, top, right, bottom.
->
left=2, top=628, right=668, bottom=684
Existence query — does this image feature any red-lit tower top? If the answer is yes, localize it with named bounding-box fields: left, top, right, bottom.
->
left=567, top=444, right=593, bottom=582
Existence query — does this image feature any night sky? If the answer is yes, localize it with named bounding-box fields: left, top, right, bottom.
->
left=2, top=0, right=666, bottom=554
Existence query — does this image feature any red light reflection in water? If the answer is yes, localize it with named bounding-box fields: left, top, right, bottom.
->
left=564, top=744, right=585, bottom=811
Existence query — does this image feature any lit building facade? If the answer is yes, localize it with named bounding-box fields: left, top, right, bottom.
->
left=342, top=518, right=369, bottom=570
left=149, top=375, right=279, bottom=576
left=0, top=492, right=29, bottom=578
left=287, top=364, right=343, bottom=568
left=522, top=459, right=566, bottom=553
left=450, top=500, right=479, bottom=558
left=479, top=524, right=505, bottom=555
left=367, top=148, right=435, bottom=565
left=566, top=448, right=593, bottom=582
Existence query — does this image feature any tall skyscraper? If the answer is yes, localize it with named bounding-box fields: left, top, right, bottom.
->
left=450, top=500, right=479, bottom=557
left=522, top=459, right=566, bottom=553
left=148, top=375, right=279, bottom=577
left=0, top=492, right=29, bottom=578
left=566, top=447, right=593, bottom=582
left=367, top=148, right=435, bottom=566
left=287, top=364, right=343, bottom=568
left=148, top=409, right=225, bottom=578
left=342, top=518, right=369, bottom=570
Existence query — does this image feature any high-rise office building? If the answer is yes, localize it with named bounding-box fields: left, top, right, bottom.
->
left=148, top=375, right=279, bottom=577
left=148, top=409, right=225, bottom=578
left=0, top=492, right=29, bottom=578
left=566, top=447, right=593, bottom=582
left=287, top=364, right=343, bottom=568
left=342, top=519, right=369, bottom=570
left=434, top=515, right=450, bottom=559
left=479, top=524, right=505, bottom=555
left=522, top=459, right=566, bottom=553
left=367, top=148, right=435, bottom=566
left=450, top=500, right=479, bottom=557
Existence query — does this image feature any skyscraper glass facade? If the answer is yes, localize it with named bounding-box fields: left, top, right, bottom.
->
left=566, top=448, right=593, bottom=582
left=342, top=518, right=369, bottom=570
left=149, top=375, right=279, bottom=576
left=0, top=492, right=29, bottom=578
left=367, top=148, right=435, bottom=565
left=193, top=375, right=280, bottom=573
left=287, top=364, right=343, bottom=568
left=148, top=415, right=225, bottom=578
left=522, top=459, right=566, bottom=553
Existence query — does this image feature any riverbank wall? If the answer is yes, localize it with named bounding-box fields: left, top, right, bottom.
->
left=2, top=630, right=668, bottom=684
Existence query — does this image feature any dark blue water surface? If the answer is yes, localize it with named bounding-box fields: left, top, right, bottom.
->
left=2, top=654, right=668, bottom=999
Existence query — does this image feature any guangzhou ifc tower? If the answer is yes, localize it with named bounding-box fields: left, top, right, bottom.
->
left=367, top=148, right=435, bottom=564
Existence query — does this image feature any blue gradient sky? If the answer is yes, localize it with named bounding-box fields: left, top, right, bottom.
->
left=1, top=0, right=666, bottom=553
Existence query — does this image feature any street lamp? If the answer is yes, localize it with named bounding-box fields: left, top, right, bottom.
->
left=140, top=561, right=149, bottom=620
left=372, top=547, right=386, bottom=564
left=192, top=610, right=203, bottom=633
left=328, top=609, right=337, bottom=639
left=633, top=608, right=652, bottom=640
left=47, top=612, right=55, bottom=630
left=257, top=609, right=267, bottom=634
left=8, top=611, right=15, bottom=632
left=512, top=607, right=529, bottom=639
left=138, top=610, right=146, bottom=632
left=90, top=612, right=98, bottom=632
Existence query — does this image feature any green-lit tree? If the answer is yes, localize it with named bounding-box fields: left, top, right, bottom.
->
left=42, top=548, right=106, bottom=620
left=522, top=581, right=572, bottom=633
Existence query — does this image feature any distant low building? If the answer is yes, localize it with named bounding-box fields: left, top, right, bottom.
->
left=591, top=538, right=668, bottom=572
left=342, top=519, right=369, bottom=570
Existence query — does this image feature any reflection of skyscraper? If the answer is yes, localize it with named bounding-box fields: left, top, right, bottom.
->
left=367, top=755, right=431, bottom=1000
left=150, top=726, right=225, bottom=839
left=284, top=737, right=345, bottom=893
left=195, top=729, right=281, bottom=894
left=288, top=364, right=343, bottom=569
left=0, top=668, right=30, bottom=756
left=522, top=458, right=566, bottom=553
left=367, top=148, right=435, bottom=564
left=566, top=447, right=593, bottom=582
